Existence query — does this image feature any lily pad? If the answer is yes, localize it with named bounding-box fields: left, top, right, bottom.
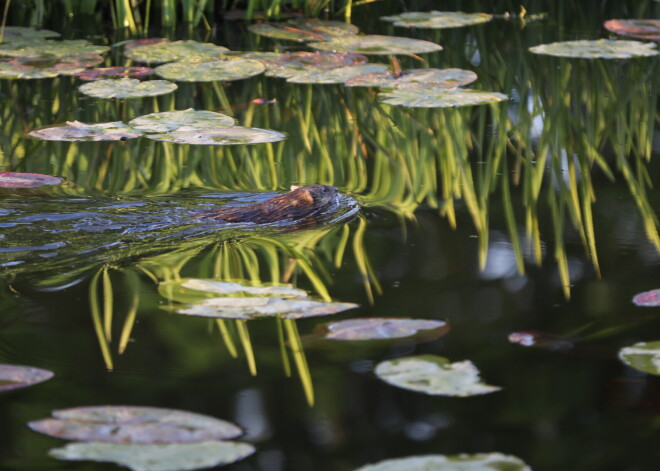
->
left=29, top=405, right=242, bottom=443
left=320, top=318, right=449, bottom=341
left=632, top=289, right=660, bottom=306
left=159, top=278, right=308, bottom=304
left=529, top=39, right=658, bottom=58
left=355, top=453, right=531, bottom=471
left=0, top=172, right=63, bottom=188
left=79, top=78, right=177, bottom=99
left=49, top=441, right=255, bottom=471
left=128, top=109, right=235, bottom=133
left=154, top=57, right=265, bottom=82
left=122, top=38, right=170, bottom=50
left=379, top=87, right=507, bottom=108
left=619, top=341, right=660, bottom=375
left=0, top=364, right=54, bottom=391
left=28, top=121, right=142, bottom=141
left=260, top=51, right=369, bottom=79
left=0, top=39, right=110, bottom=58
left=74, top=66, right=154, bottom=81
left=123, top=40, right=230, bottom=64
left=381, top=11, right=493, bottom=29
left=604, top=19, right=660, bottom=41
left=0, top=53, right=104, bottom=79
left=310, top=35, right=443, bottom=55
left=0, top=26, right=60, bottom=41
left=374, top=355, right=501, bottom=397
left=287, top=64, right=389, bottom=84
left=346, top=68, right=477, bottom=89
left=248, top=19, right=358, bottom=43
left=143, top=126, right=286, bottom=145
left=176, top=296, right=358, bottom=320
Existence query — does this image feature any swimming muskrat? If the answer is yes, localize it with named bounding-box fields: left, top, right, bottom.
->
left=196, top=185, right=340, bottom=224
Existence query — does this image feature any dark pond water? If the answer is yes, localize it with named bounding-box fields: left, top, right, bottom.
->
left=1, top=0, right=660, bottom=470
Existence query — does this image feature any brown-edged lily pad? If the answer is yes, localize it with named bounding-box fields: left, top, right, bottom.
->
left=379, top=87, right=507, bottom=108
left=28, top=121, right=142, bottom=141
left=346, top=67, right=477, bottom=88
left=154, top=57, right=265, bottom=82
left=74, top=66, right=154, bottom=81
left=619, top=341, right=660, bottom=375
left=29, top=405, right=243, bottom=444
left=128, top=109, right=235, bottom=133
left=1, top=26, right=60, bottom=41
left=604, top=19, right=660, bottom=41
left=0, top=39, right=110, bottom=58
left=159, top=279, right=309, bottom=304
left=123, top=40, right=230, bottom=64
left=143, top=126, right=286, bottom=145
left=375, top=355, right=501, bottom=396
left=49, top=441, right=255, bottom=471
left=381, top=11, right=493, bottom=29
left=320, top=318, right=449, bottom=341
left=632, top=289, right=660, bottom=306
left=79, top=78, right=177, bottom=99
left=248, top=19, right=358, bottom=43
left=529, top=39, right=658, bottom=58
left=309, top=35, right=443, bottom=55
left=0, top=364, right=54, bottom=391
left=355, top=453, right=531, bottom=471
left=0, top=53, right=104, bottom=79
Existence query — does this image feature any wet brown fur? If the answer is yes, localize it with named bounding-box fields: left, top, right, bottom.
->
left=196, top=185, right=339, bottom=224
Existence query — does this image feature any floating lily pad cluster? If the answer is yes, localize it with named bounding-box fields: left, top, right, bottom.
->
left=0, top=364, right=54, bottom=392
left=30, top=406, right=254, bottom=471
left=159, top=278, right=358, bottom=320
left=381, top=11, right=493, bottom=29
left=28, top=109, right=287, bottom=145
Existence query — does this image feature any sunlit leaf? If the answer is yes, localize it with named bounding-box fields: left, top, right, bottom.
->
left=154, top=57, right=265, bottom=82
left=619, top=341, right=660, bottom=375
left=29, top=406, right=242, bottom=443
left=0, top=53, right=104, bottom=79
left=375, top=355, right=501, bottom=396
left=355, top=453, right=531, bottom=471
left=604, top=19, right=660, bottom=41
left=124, top=40, right=230, bottom=64
left=74, top=66, right=154, bottom=81
left=1, top=26, right=60, bottom=41
left=381, top=11, right=493, bottom=29
left=287, top=64, right=389, bottom=84
left=128, top=109, right=235, bottom=133
left=632, top=289, right=660, bottom=307
left=320, top=317, right=449, bottom=340
left=310, top=35, right=443, bottom=55
left=248, top=19, right=358, bottom=42
left=143, top=126, right=286, bottom=145
left=176, top=296, right=358, bottom=320
left=379, top=87, right=507, bottom=108
left=0, top=39, right=110, bottom=58
left=79, top=78, right=177, bottom=99
left=28, top=121, right=142, bottom=141
left=346, top=68, right=477, bottom=88
left=159, top=279, right=309, bottom=304
left=49, top=441, right=255, bottom=471
left=529, top=39, right=658, bottom=58
left=0, top=364, right=54, bottom=392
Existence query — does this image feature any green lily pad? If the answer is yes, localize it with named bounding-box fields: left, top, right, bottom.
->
left=346, top=67, right=477, bottom=88
left=29, top=405, right=242, bottom=443
left=381, top=11, right=493, bottom=29
left=123, top=40, right=230, bottom=64
left=355, top=453, right=531, bottom=471
left=159, top=279, right=309, bottom=304
left=143, top=126, right=286, bottom=145
left=74, top=66, right=154, bottom=81
left=154, top=57, right=265, bottom=82
left=0, top=26, right=60, bottom=41
left=310, top=35, right=443, bottom=55
left=529, top=39, right=658, bottom=58
left=0, top=364, right=54, bottom=392
left=79, top=78, right=177, bottom=99
left=604, top=19, right=660, bottom=41
left=379, top=87, right=507, bottom=108
left=320, top=318, right=449, bottom=341
left=0, top=172, right=63, bottom=188
left=374, top=355, right=501, bottom=396
left=260, top=51, right=368, bottom=79
left=0, top=39, right=110, bottom=58
left=128, top=109, right=235, bottom=133
left=619, top=341, right=660, bottom=375
left=176, top=296, right=358, bottom=320
left=49, top=441, right=255, bottom=471
left=287, top=64, right=389, bottom=84
left=248, top=19, right=358, bottom=43
left=0, top=53, right=104, bottom=79
left=28, top=121, right=142, bottom=141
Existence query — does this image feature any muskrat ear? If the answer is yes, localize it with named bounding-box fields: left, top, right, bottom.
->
left=290, top=185, right=301, bottom=191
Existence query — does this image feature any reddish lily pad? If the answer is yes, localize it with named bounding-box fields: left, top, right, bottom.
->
left=28, top=121, right=142, bottom=141
left=29, top=405, right=243, bottom=444
left=0, top=364, right=54, bottom=391
left=604, top=19, right=660, bottom=41
left=320, top=317, right=449, bottom=340
left=632, top=289, right=660, bottom=306
left=123, top=40, right=230, bottom=64
left=309, top=35, right=443, bottom=55
left=79, top=78, right=177, bottom=99
left=0, top=53, right=104, bottom=79
left=154, top=57, right=265, bottom=82
left=74, top=66, right=154, bottom=81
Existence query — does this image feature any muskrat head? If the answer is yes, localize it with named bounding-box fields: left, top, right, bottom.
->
left=290, top=184, right=339, bottom=206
